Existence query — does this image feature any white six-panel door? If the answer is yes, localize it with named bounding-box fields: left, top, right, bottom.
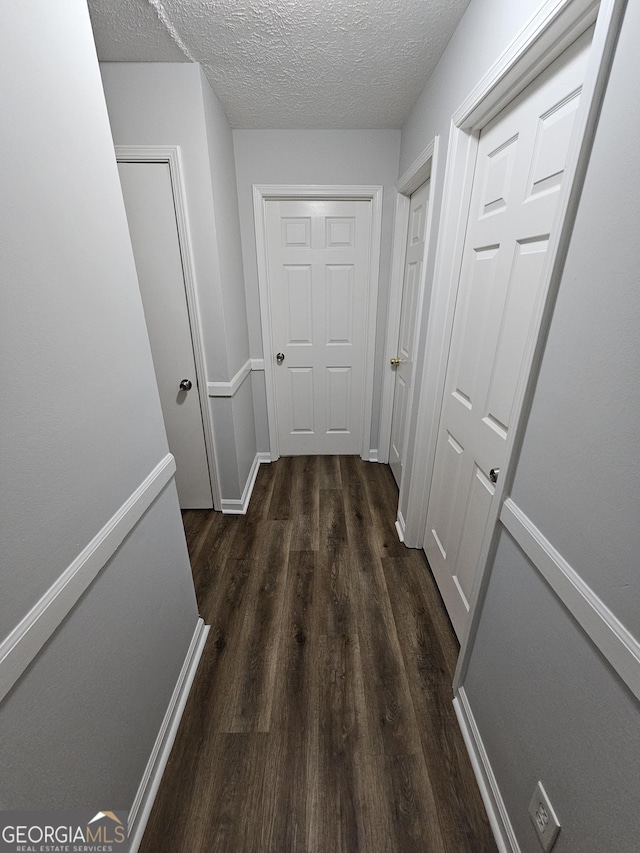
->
left=118, top=161, right=213, bottom=508
left=265, top=199, right=372, bottom=455
left=389, top=179, right=431, bottom=486
left=424, top=33, right=591, bottom=639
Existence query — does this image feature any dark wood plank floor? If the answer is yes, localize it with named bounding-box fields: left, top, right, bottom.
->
left=141, top=457, right=497, bottom=853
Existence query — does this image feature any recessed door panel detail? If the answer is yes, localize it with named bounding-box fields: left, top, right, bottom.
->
left=390, top=373, right=408, bottom=467
left=528, top=92, right=581, bottom=199
left=399, top=262, right=417, bottom=358
left=266, top=198, right=372, bottom=454
left=454, top=466, right=495, bottom=605
left=410, top=202, right=426, bottom=245
left=480, top=135, right=518, bottom=217
left=429, top=432, right=465, bottom=563
left=326, top=217, right=355, bottom=248
left=452, top=245, right=500, bottom=408
left=424, top=32, right=591, bottom=639
left=326, top=367, right=351, bottom=433
left=282, top=218, right=311, bottom=248
left=485, top=237, right=548, bottom=433
left=285, top=265, right=313, bottom=345
left=289, top=368, right=314, bottom=434
left=326, top=265, right=354, bottom=345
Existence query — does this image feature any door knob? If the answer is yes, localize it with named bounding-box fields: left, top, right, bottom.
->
left=489, top=467, right=500, bottom=484
left=179, top=379, right=193, bottom=391
left=390, top=357, right=401, bottom=366
left=276, top=352, right=285, bottom=364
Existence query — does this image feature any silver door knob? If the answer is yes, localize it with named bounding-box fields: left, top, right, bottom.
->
left=179, top=379, right=192, bottom=391
left=390, top=357, right=401, bottom=366
left=276, top=352, right=285, bottom=364
left=489, top=467, right=500, bottom=484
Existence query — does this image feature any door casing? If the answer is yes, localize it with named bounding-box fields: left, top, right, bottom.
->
left=115, top=145, right=221, bottom=510
left=254, top=185, right=383, bottom=461
left=380, top=139, right=439, bottom=541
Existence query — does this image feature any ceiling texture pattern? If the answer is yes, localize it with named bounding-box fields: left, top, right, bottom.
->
left=88, top=0, right=472, bottom=128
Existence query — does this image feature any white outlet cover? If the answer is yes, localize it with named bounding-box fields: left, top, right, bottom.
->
left=529, top=781, right=561, bottom=852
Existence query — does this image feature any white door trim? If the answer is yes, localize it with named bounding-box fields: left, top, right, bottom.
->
left=453, top=0, right=628, bottom=690
left=115, top=145, right=221, bottom=510
left=253, top=184, right=383, bottom=461
left=379, top=138, right=438, bottom=468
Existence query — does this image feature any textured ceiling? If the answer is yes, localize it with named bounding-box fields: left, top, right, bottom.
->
left=88, top=0, right=472, bottom=128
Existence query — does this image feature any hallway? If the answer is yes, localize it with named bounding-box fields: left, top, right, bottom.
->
left=140, top=457, right=497, bottom=852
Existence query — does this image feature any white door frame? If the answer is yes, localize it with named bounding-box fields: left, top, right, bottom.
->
left=379, top=138, right=439, bottom=474
left=253, top=184, right=383, bottom=461
left=115, top=144, right=221, bottom=510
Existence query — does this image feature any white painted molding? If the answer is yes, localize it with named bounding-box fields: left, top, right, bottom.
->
left=0, top=454, right=176, bottom=704
left=368, top=449, right=378, bottom=463
left=253, top=184, right=383, bottom=462
left=454, top=0, right=598, bottom=129
left=115, top=145, right=221, bottom=511
left=128, top=619, right=209, bottom=852
left=250, top=358, right=265, bottom=371
left=501, top=499, right=640, bottom=703
left=220, top=452, right=267, bottom=514
left=396, top=139, right=437, bottom=195
left=207, top=359, right=252, bottom=397
left=379, top=139, right=438, bottom=468
left=395, top=512, right=406, bottom=544
left=454, top=689, right=520, bottom=853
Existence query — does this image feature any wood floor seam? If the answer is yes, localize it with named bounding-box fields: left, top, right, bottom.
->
left=141, top=456, right=498, bottom=853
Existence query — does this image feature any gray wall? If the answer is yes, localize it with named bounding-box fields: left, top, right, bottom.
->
left=100, top=62, right=257, bottom=503
left=232, top=129, right=401, bottom=454
left=463, top=1, right=640, bottom=849
left=0, top=0, right=200, bottom=809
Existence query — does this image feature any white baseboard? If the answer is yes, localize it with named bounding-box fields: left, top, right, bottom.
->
left=220, top=452, right=270, bottom=515
left=453, top=688, right=520, bottom=853
left=395, top=511, right=406, bottom=543
left=368, top=448, right=379, bottom=462
left=128, top=618, right=210, bottom=852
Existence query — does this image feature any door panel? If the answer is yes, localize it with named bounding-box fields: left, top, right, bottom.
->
left=424, top=32, right=591, bottom=639
left=266, top=199, right=371, bottom=455
left=389, top=179, right=431, bottom=485
left=118, top=161, right=212, bottom=508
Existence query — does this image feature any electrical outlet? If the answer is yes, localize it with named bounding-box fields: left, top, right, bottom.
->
left=529, top=781, right=561, bottom=852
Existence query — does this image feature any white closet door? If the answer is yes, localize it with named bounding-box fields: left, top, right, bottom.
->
left=425, top=33, right=591, bottom=638
left=265, top=199, right=372, bottom=455
left=118, top=161, right=212, bottom=508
